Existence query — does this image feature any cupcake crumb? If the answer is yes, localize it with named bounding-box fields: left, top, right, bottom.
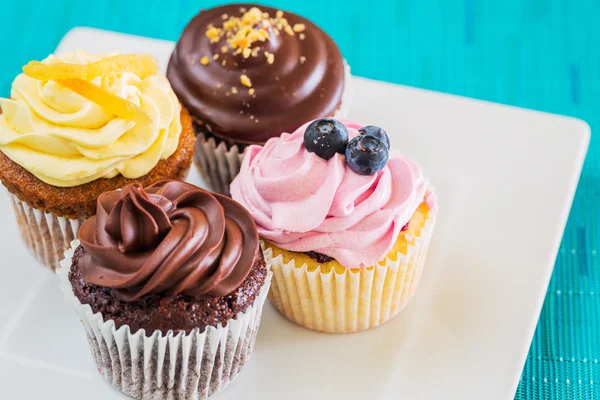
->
left=231, top=87, right=238, bottom=94
left=299, top=56, right=306, bottom=64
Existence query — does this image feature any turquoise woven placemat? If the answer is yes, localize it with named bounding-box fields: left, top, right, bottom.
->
left=0, top=1, right=598, bottom=398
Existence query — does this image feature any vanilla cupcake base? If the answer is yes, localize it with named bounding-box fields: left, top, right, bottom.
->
left=8, top=191, right=83, bottom=271
left=264, top=208, right=436, bottom=333
left=57, top=241, right=272, bottom=400
left=194, top=61, right=353, bottom=196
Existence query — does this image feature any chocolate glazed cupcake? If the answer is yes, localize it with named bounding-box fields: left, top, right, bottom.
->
left=167, top=4, right=351, bottom=195
left=57, top=180, right=272, bottom=399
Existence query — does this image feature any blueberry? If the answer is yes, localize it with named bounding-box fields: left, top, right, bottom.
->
left=345, top=135, right=389, bottom=175
left=303, top=118, right=349, bottom=160
left=359, top=125, right=390, bottom=149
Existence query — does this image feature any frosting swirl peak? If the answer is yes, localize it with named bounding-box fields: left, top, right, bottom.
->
left=78, top=180, right=259, bottom=300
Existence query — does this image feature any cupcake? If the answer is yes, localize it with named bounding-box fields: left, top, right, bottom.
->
left=231, top=119, right=437, bottom=333
left=167, top=4, right=351, bottom=195
left=57, top=180, right=272, bottom=399
left=0, top=50, right=195, bottom=270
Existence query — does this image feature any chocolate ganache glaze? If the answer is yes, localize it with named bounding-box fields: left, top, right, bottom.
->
left=166, top=4, right=345, bottom=144
left=78, top=180, right=259, bottom=301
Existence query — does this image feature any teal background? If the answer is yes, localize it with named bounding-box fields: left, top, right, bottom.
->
left=1, top=0, right=598, bottom=398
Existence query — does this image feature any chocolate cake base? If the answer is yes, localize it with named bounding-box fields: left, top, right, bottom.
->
left=68, top=246, right=268, bottom=335
left=304, top=251, right=335, bottom=263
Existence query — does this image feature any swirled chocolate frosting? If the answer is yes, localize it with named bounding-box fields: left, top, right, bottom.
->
left=78, top=180, right=259, bottom=301
left=166, top=3, right=345, bottom=144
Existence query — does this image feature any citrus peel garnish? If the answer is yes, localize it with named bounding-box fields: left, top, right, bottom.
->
left=57, top=79, right=151, bottom=124
left=22, top=54, right=158, bottom=81
left=22, top=54, right=156, bottom=124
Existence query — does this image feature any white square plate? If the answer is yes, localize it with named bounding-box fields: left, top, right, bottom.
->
left=0, top=28, right=590, bottom=400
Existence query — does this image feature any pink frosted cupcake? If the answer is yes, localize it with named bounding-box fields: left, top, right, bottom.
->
left=231, top=119, right=437, bottom=333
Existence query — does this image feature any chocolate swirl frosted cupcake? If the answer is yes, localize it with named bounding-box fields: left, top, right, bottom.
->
left=57, top=180, right=272, bottom=399
left=167, top=4, right=351, bottom=194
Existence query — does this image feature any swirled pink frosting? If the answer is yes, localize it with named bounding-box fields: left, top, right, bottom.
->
left=230, top=120, right=431, bottom=269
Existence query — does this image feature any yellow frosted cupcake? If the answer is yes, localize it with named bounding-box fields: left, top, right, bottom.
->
left=0, top=50, right=194, bottom=270
left=231, top=118, right=437, bottom=333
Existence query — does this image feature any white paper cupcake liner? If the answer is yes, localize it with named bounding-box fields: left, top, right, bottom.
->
left=57, top=240, right=272, bottom=400
left=7, top=191, right=83, bottom=271
left=194, top=61, right=352, bottom=196
left=264, top=208, right=437, bottom=333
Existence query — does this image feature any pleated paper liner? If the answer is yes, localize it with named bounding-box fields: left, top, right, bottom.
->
left=8, top=191, right=83, bottom=271
left=264, top=209, right=437, bottom=334
left=194, top=61, right=353, bottom=196
left=57, top=241, right=272, bottom=400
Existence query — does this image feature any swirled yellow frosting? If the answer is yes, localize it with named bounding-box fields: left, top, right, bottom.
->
left=0, top=50, right=182, bottom=187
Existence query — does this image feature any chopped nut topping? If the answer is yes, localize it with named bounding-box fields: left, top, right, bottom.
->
left=231, top=87, right=238, bottom=94
left=240, top=74, right=252, bottom=87
left=284, top=25, right=295, bottom=36
left=202, top=7, right=306, bottom=67
left=293, top=23, right=305, bottom=32
left=249, top=88, right=255, bottom=95
left=217, top=83, right=222, bottom=88
left=299, top=33, right=306, bottom=40
left=265, top=51, right=274, bottom=64
left=222, top=59, right=227, bottom=66
left=206, top=25, right=222, bottom=43
left=213, top=54, right=219, bottom=60
left=299, top=56, right=306, bottom=64
left=200, top=56, right=210, bottom=65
